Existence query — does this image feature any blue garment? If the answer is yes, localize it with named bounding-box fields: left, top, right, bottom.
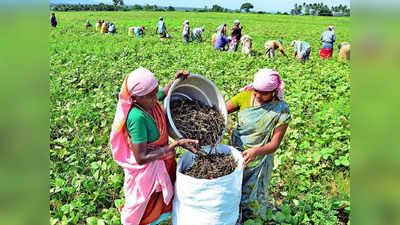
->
left=214, top=35, right=229, bottom=50
left=148, top=212, right=171, bottom=225
left=134, top=27, right=142, bottom=37
left=108, top=25, right=116, bottom=34
left=321, top=30, right=336, bottom=49
left=51, top=15, right=57, bottom=27
left=293, top=41, right=310, bottom=53
left=156, top=21, right=166, bottom=34
left=231, top=100, right=291, bottom=220
left=294, top=41, right=311, bottom=60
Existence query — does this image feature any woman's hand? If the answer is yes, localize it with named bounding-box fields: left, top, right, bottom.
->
left=158, top=145, right=175, bottom=159
left=175, top=70, right=190, bottom=81
left=177, top=139, right=199, bottom=154
left=160, top=70, right=190, bottom=101
left=242, top=148, right=258, bottom=169
left=127, top=135, right=134, bottom=150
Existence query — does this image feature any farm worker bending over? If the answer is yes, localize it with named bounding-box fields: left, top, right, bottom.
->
left=226, top=68, right=291, bottom=222
left=85, top=20, right=92, bottom=29
left=264, top=40, right=287, bottom=58
left=192, top=27, right=205, bottom=42
left=291, top=40, right=311, bottom=61
left=128, top=27, right=134, bottom=36
left=338, top=42, right=350, bottom=61
left=156, top=17, right=168, bottom=39
left=129, top=26, right=145, bottom=37
left=182, top=20, right=190, bottom=42
left=108, top=23, right=117, bottom=34
left=319, top=25, right=336, bottom=59
left=229, top=19, right=242, bottom=51
left=95, top=20, right=103, bottom=31
left=50, top=13, right=57, bottom=27
left=212, top=23, right=227, bottom=46
left=214, top=34, right=230, bottom=51
left=110, top=68, right=198, bottom=225
left=101, top=22, right=108, bottom=33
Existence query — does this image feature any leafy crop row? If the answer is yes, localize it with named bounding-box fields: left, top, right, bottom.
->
left=50, top=11, right=350, bottom=225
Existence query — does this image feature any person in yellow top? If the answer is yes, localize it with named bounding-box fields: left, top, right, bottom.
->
left=338, top=42, right=350, bottom=61
left=264, top=40, right=287, bottom=58
left=225, top=68, right=291, bottom=222
left=95, top=20, right=103, bottom=31
left=212, top=23, right=227, bottom=46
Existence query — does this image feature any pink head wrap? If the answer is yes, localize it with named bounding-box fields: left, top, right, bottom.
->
left=239, top=68, right=284, bottom=100
left=109, top=67, right=159, bottom=170
left=127, top=67, right=159, bottom=97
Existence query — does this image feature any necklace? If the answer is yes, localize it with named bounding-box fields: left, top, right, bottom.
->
left=251, top=93, right=275, bottom=107
left=134, top=103, right=154, bottom=120
left=251, top=93, right=260, bottom=106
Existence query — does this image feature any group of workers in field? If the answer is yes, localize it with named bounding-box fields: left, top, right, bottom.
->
left=51, top=12, right=350, bottom=61
left=93, top=20, right=117, bottom=34
left=210, top=21, right=349, bottom=61
left=181, top=20, right=205, bottom=42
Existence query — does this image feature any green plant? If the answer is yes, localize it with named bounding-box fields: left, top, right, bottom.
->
left=50, top=11, right=350, bottom=224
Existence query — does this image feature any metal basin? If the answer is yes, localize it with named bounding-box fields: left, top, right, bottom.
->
left=164, top=74, right=228, bottom=143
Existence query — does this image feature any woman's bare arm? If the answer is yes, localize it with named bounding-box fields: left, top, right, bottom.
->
left=131, top=142, right=175, bottom=165
left=226, top=100, right=239, bottom=114
left=242, top=124, right=289, bottom=167
left=129, top=139, right=198, bottom=165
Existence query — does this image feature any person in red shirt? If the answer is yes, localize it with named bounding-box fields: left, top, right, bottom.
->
left=229, top=20, right=243, bottom=52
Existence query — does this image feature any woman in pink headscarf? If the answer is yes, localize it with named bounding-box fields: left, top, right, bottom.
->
left=110, top=68, right=198, bottom=225
left=226, top=68, right=291, bottom=223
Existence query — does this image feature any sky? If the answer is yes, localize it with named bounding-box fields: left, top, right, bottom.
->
left=53, top=0, right=351, bottom=13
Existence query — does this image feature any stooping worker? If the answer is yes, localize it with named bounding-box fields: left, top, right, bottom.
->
left=110, top=68, right=199, bottom=225
left=128, top=27, right=135, bottom=36
left=129, top=26, right=145, bottom=37
left=191, top=27, right=205, bottom=42
left=319, top=25, right=336, bottom=59
left=156, top=17, right=168, bottom=39
left=291, top=40, right=311, bottom=61
left=226, top=68, right=291, bottom=222
left=212, top=23, right=227, bottom=46
left=108, top=22, right=117, bottom=34
left=95, top=20, right=103, bottom=31
left=101, top=21, right=108, bottom=33
left=338, top=42, right=350, bottom=61
left=214, top=33, right=230, bottom=51
left=182, top=20, right=190, bottom=42
left=85, top=20, right=92, bottom=29
left=229, top=19, right=242, bottom=51
left=264, top=40, right=287, bottom=58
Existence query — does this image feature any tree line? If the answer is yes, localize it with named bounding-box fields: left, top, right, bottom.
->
left=52, top=3, right=129, bottom=11
left=51, top=2, right=256, bottom=13
left=51, top=1, right=350, bottom=16
left=51, top=3, right=232, bottom=12
left=290, top=2, right=350, bottom=16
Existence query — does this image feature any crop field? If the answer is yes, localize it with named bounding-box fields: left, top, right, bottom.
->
left=50, top=11, right=350, bottom=225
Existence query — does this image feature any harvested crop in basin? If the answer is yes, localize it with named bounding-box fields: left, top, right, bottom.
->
left=170, top=98, right=225, bottom=148
left=171, top=98, right=237, bottom=178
